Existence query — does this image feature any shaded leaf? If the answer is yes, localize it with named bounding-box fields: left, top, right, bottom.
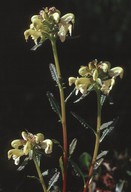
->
left=71, top=112, right=95, bottom=135
left=27, top=175, right=39, bottom=181
left=49, top=63, right=58, bottom=85
left=96, top=150, right=108, bottom=160
left=115, top=180, right=125, bottom=192
left=100, top=94, right=107, bottom=106
left=59, top=156, right=64, bottom=179
left=100, top=121, right=114, bottom=130
left=46, top=91, right=61, bottom=120
left=100, top=117, right=119, bottom=142
left=48, top=170, right=60, bottom=191
left=69, top=138, right=77, bottom=157
left=17, top=157, right=29, bottom=171
left=79, top=152, right=92, bottom=171
left=70, top=159, right=85, bottom=184
left=94, top=158, right=104, bottom=170
left=65, top=88, right=76, bottom=103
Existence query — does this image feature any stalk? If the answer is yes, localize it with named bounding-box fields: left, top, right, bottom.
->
left=33, top=156, right=47, bottom=192
left=83, top=90, right=101, bottom=192
left=50, top=39, right=68, bottom=192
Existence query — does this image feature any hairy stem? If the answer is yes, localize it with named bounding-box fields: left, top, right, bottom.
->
left=83, top=90, right=101, bottom=192
left=33, top=156, right=47, bottom=192
left=51, top=39, right=68, bottom=192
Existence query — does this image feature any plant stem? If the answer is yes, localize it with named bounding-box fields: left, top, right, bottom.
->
left=83, top=90, right=101, bottom=192
left=51, top=39, right=68, bottom=192
left=33, top=156, right=47, bottom=192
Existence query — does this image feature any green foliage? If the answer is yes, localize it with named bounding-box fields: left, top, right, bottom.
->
left=79, top=152, right=92, bottom=171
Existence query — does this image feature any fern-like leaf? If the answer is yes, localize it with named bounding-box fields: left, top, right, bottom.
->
left=46, top=91, right=61, bottom=120
left=49, top=63, right=58, bottom=85
left=47, top=170, right=60, bottom=191
left=71, top=112, right=96, bottom=135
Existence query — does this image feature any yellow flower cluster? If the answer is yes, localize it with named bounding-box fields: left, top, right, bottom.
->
left=8, top=131, right=53, bottom=165
left=68, top=59, right=124, bottom=95
left=24, top=7, right=75, bottom=45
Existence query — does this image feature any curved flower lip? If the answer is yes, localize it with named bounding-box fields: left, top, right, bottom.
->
left=41, top=139, right=53, bottom=154
left=24, top=7, right=75, bottom=46
left=8, top=131, right=53, bottom=165
left=69, top=60, right=124, bottom=96
left=68, top=77, right=93, bottom=95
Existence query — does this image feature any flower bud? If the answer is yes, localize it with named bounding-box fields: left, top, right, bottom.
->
left=35, top=133, right=44, bottom=143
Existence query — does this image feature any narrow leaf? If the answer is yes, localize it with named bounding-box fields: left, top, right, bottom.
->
left=59, top=156, right=64, bottom=179
left=70, top=159, right=85, bottom=184
left=100, top=127, right=114, bottom=143
left=49, top=63, right=58, bottom=85
left=100, top=121, right=114, bottom=130
left=115, top=180, right=125, bottom=192
left=42, top=170, right=49, bottom=176
left=96, top=151, right=108, bottom=160
left=46, top=91, right=61, bottom=120
left=71, top=112, right=96, bottom=135
left=100, top=94, right=107, bottom=106
left=100, top=117, right=119, bottom=142
left=17, top=157, right=29, bottom=171
left=94, top=158, right=104, bottom=170
left=48, top=171, right=60, bottom=191
left=69, top=138, right=77, bottom=156
left=65, top=88, right=76, bottom=103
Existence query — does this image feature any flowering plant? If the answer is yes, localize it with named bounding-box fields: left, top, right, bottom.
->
left=7, top=4, right=130, bottom=192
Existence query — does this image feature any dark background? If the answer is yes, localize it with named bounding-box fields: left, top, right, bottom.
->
left=0, top=0, right=131, bottom=191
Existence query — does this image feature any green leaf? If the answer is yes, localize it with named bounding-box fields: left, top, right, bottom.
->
left=79, top=152, right=92, bottom=171
left=70, top=159, right=85, bottom=184
left=47, top=91, right=61, bottom=120
left=59, top=156, right=64, bottom=179
left=71, top=112, right=96, bottom=135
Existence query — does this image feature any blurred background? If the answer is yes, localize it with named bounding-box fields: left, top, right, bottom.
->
left=0, top=0, right=131, bottom=191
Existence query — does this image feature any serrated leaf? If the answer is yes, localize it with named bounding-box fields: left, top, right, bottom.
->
left=100, top=117, right=119, bottom=142
left=49, top=63, right=59, bottom=85
left=96, top=151, right=108, bottom=160
left=47, top=91, right=61, bottom=120
left=47, top=171, right=60, bottom=191
left=100, top=94, right=107, bottom=106
left=59, top=156, right=64, bottom=179
left=70, top=159, right=85, bottom=184
left=17, top=157, right=29, bottom=171
left=79, top=152, right=92, bottom=171
left=69, top=138, right=77, bottom=156
left=71, top=112, right=96, bottom=135
left=100, top=127, right=114, bottom=143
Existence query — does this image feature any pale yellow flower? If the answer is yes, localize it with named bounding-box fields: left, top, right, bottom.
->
left=68, top=77, right=93, bottom=95
left=24, top=7, right=75, bottom=46
left=41, top=139, right=53, bottom=154
left=8, top=131, right=53, bottom=165
left=69, top=60, right=124, bottom=96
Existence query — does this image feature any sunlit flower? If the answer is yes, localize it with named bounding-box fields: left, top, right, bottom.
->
left=69, top=59, right=124, bottom=95
left=68, top=77, right=93, bottom=95
left=24, top=7, right=75, bottom=45
left=8, top=131, right=53, bottom=165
